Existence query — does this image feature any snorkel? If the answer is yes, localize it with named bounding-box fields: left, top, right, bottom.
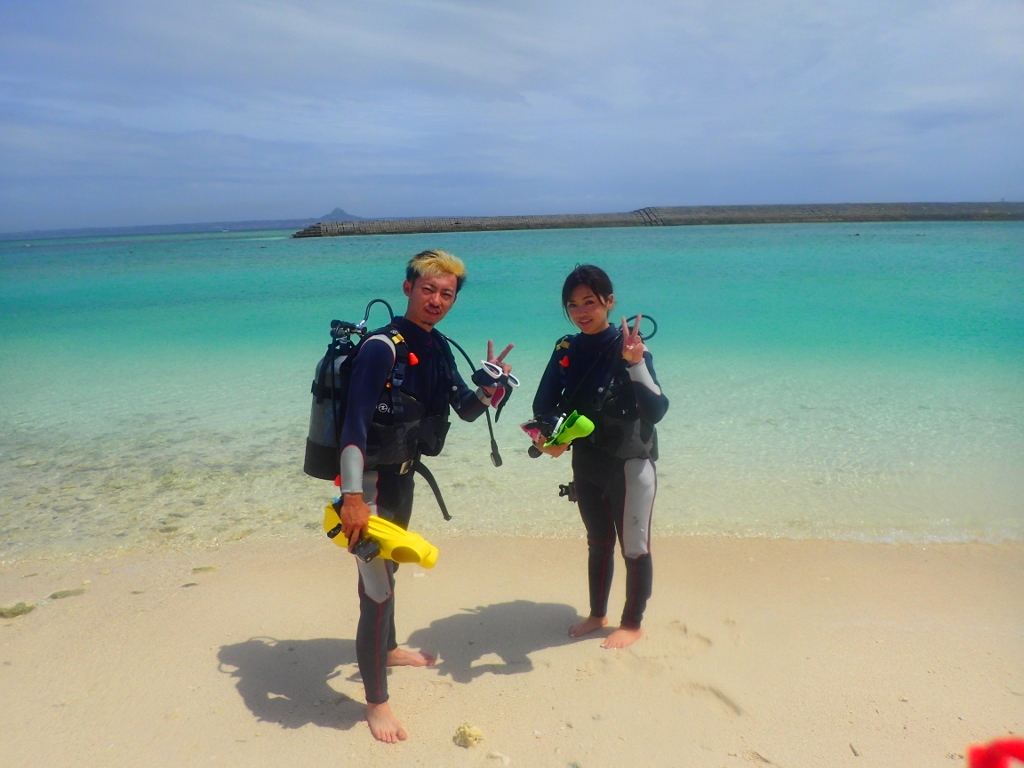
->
left=439, top=334, right=507, bottom=467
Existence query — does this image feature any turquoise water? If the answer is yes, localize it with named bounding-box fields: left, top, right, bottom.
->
left=1, top=222, right=1022, bottom=560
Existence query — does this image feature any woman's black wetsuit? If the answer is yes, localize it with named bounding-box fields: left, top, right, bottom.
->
left=533, top=325, right=669, bottom=629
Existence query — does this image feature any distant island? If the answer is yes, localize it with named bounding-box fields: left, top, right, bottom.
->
left=5, top=204, right=1022, bottom=242
left=294, top=203, right=1024, bottom=238
left=0, top=208, right=362, bottom=242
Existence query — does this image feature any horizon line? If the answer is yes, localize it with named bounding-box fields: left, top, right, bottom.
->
left=3, top=201, right=1023, bottom=242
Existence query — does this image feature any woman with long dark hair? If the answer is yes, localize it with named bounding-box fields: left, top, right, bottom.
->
left=530, top=265, right=669, bottom=648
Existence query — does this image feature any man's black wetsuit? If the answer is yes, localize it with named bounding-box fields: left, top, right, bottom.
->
left=339, top=316, right=485, bottom=704
left=533, top=325, right=669, bottom=629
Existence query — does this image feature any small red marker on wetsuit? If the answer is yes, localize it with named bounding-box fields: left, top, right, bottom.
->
left=559, top=356, right=569, bottom=368
left=408, top=352, right=419, bottom=365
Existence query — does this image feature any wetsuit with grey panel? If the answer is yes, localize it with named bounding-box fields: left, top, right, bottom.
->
left=533, top=325, right=669, bottom=629
left=339, top=316, right=487, bottom=704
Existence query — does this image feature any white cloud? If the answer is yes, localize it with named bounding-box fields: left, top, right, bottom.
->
left=0, top=0, right=1021, bottom=230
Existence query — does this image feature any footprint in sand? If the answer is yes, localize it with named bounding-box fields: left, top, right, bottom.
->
left=576, top=649, right=680, bottom=683
left=675, top=682, right=745, bottom=717
left=574, top=654, right=617, bottom=680
left=723, top=616, right=743, bottom=646
left=668, top=620, right=714, bottom=657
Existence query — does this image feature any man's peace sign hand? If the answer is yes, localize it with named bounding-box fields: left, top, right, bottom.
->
left=486, top=340, right=514, bottom=376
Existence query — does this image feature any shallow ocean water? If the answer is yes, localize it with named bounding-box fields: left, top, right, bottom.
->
left=1, top=222, right=1021, bottom=560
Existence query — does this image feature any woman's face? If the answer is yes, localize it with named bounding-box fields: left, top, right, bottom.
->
left=566, top=283, right=614, bottom=335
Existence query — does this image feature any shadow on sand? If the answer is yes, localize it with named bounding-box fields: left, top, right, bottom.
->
left=217, top=601, right=578, bottom=728
left=217, top=636, right=363, bottom=731
left=406, top=599, right=578, bottom=684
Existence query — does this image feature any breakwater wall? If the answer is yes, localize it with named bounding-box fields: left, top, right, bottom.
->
left=293, top=203, right=1024, bottom=238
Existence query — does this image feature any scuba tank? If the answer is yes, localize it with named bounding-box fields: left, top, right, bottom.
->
left=303, top=299, right=394, bottom=481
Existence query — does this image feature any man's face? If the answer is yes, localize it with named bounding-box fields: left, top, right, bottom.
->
left=403, top=272, right=458, bottom=330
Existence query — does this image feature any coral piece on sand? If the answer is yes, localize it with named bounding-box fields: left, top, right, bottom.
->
left=453, top=722, right=484, bottom=748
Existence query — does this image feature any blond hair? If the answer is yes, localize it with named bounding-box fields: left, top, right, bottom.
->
left=406, top=249, right=467, bottom=292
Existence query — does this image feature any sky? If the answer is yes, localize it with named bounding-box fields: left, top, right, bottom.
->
left=1, top=0, right=1022, bottom=232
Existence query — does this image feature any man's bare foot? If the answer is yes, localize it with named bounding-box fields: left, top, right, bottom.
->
left=387, top=647, right=436, bottom=667
left=569, top=615, right=608, bottom=638
left=601, top=626, right=643, bottom=649
left=366, top=701, right=408, bottom=743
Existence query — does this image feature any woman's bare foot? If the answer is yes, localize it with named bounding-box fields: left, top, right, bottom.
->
left=569, top=615, right=608, bottom=638
left=601, top=626, right=643, bottom=649
left=366, top=701, right=408, bottom=743
left=387, top=647, right=436, bottom=667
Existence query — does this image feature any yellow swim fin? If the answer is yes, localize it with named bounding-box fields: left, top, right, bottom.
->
left=323, top=504, right=439, bottom=568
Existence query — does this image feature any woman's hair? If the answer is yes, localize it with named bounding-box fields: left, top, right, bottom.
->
left=407, top=249, right=467, bottom=292
left=561, top=264, right=614, bottom=309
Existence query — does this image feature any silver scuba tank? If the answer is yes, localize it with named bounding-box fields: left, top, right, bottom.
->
left=303, top=302, right=397, bottom=481
left=303, top=326, right=360, bottom=481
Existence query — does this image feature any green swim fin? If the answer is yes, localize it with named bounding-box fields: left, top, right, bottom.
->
left=544, top=410, right=595, bottom=447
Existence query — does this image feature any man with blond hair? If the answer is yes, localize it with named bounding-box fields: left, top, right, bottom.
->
left=337, top=249, right=513, bottom=742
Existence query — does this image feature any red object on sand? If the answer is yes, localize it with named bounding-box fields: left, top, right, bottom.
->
left=968, top=738, right=1024, bottom=768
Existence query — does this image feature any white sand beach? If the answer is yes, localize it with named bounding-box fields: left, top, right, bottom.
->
left=2, top=536, right=1021, bottom=767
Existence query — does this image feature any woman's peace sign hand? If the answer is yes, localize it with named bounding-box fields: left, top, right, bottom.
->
left=621, top=316, right=645, bottom=365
